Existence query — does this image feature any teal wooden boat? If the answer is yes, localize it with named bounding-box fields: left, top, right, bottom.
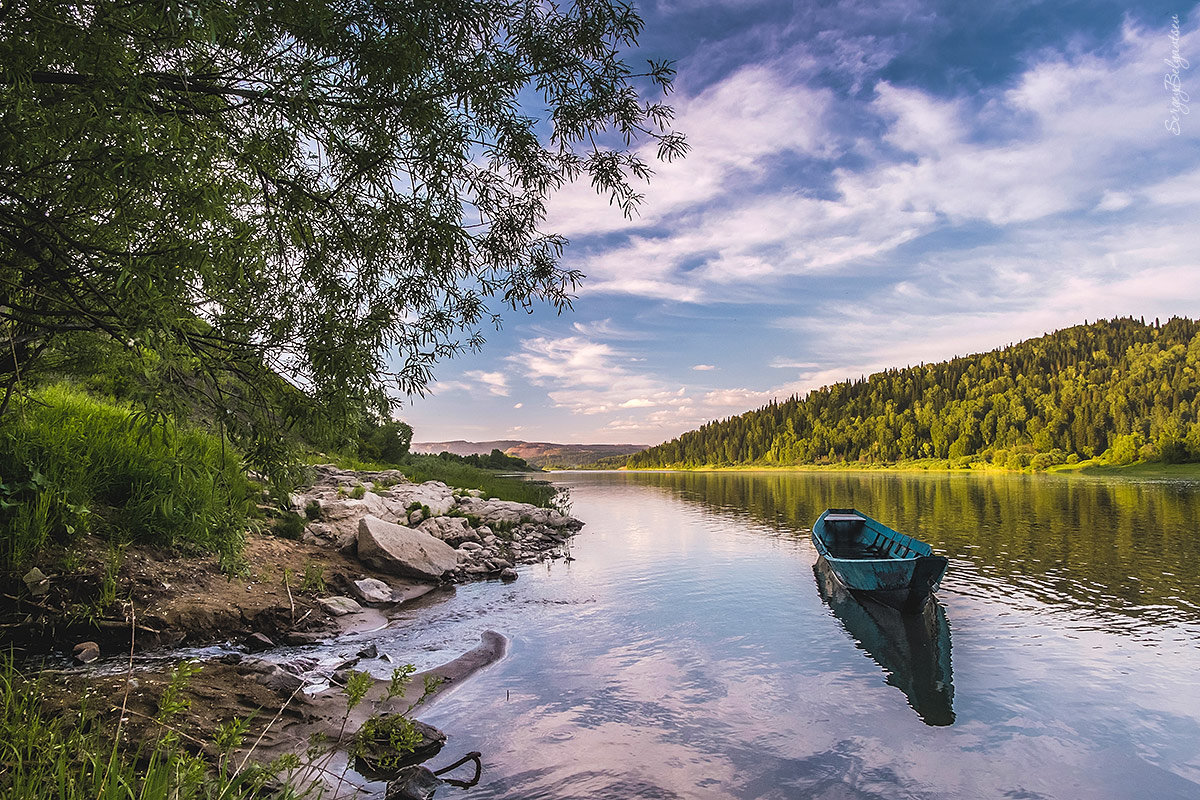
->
left=811, top=509, right=948, bottom=612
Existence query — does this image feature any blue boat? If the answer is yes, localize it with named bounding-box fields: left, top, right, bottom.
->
left=811, top=509, right=949, bottom=612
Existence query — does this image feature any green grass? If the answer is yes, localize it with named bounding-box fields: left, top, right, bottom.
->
left=397, top=454, right=556, bottom=507
left=0, top=651, right=444, bottom=800
left=306, top=451, right=557, bottom=507
left=0, top=655, right=308, bottom=800
left=0, top=384, right=255, bottom=571
left=1049, top=460, right=1200, bottom=480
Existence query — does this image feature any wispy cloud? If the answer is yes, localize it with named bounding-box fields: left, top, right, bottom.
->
left=432, top=369, right=511, bottom=397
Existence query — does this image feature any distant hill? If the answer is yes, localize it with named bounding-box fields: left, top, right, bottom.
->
left=411, top=440, right=525, bottom=457
left=627, top=316, right=1200, bottom=471
left=412, top=439, right=647, bottom=469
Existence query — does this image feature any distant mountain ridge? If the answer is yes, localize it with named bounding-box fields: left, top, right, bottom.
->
left=412, top=439, right=647, bottom=468
left=627, top=316, right=1200, bottom=470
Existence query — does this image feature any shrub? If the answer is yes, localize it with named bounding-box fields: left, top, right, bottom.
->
left=273, top=513, right=307, bottom=540
left=1103, top=433, right=1144, bottom=466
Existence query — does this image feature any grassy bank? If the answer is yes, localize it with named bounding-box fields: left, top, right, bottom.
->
left=312, top=452, right=557, bottom=507
left=0, top=385, right=255, bottom=572
left=614, top=458, right=1200, bottom=480
left=1048, top=460, right=1200, bottom=479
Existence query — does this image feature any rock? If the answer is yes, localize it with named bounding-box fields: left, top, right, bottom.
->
left=285, top=631, right=326, bottom=646
left=257, top=665, right=304, bottom=697
left=416, top=516, right=477, bottom=547
left=352, top=577, right=394, bottom=605
left=245, top=632, right=275, bottom=652
left=23, top=567, right=50, bottom=596
left=219, top=653, right=244, bottom=665
left=407, top=508, right=425, bottom=525
left=319, top=596, right=364, bottom=616
left=500, top=568, right=518, bottom=581
left=357, top=644, right=378, bottom=659
left=459, top=541, right=483, bottom=551
left=357, top=516, right=459, bottom=581
left=354, top=717, right=446, bottom=779
left=384, top=482, right=456, bottom=516
left=72, top=641, right=100, bottom=664
left=387, top=765, right=442, bottom=800
left=492, top=558, right=512, bottom=570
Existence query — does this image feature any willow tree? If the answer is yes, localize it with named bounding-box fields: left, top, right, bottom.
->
left=0, top=0, right=684, bottom=430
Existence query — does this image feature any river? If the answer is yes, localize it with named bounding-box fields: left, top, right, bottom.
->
left=340, top=470, right=1200, bottom=799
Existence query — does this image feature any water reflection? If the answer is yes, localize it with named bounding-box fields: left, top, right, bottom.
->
left=614, top=470, right=1200, bottom=625
left=813, top=557, right=955, bottom=726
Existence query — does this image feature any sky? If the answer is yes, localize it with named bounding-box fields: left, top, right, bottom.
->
left=400, top=0, right=1200, bottom=446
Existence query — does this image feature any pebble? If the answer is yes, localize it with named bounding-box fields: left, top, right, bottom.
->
left=72, top=641, right=100, bottom=664
left=23, top=567, right=50, bottom=596
left=244, top=632, right=275, bottom=652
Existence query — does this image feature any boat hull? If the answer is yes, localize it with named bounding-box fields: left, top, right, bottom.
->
left=811, top=508, right=948, bottom=612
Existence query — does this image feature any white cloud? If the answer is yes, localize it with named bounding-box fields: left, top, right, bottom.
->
left=543, top=63, right=835, bottom=240
left=510, top=333, right=815, bottom=438
left=567, top=17, right=1200, bottom=305
left=691, top=364, right=716, bottom=371
left=431, top=369, right=510, bottom=397
left=1096, top=191, right=1133, bottom=212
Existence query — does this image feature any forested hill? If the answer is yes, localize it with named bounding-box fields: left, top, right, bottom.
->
left=627, top=317, right=1200, bottom=471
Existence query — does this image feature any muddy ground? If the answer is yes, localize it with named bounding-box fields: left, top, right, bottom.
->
left=6, top=527, right=503, bottom=795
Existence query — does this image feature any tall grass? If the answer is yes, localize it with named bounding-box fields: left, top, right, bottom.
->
left=0, top=384, right=254, bottom=570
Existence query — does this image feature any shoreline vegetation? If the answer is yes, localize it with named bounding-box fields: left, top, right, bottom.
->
left=599, top=459, right=1200, bottom=481
left=1, top=382, right=579, bottom=799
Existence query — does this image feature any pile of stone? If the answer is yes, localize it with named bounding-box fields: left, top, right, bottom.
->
left=293, top=465, right=583, bottom=587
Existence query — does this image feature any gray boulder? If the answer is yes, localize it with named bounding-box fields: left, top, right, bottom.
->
left=352, top=577, right=394, bottom=605
left=417, top=516, right=479, bottom=547
left=319, top=596, right=364, bottom=616
left=357, top=515, right=459, bottom=581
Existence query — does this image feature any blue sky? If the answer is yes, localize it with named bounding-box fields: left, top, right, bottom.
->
left=401, top=0, right=1200, bottom=445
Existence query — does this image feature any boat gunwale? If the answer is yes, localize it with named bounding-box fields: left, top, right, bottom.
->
left=812, top=508, right=932, bottom=563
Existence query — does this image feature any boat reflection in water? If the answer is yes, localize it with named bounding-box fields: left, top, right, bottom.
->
left=814, top=556, right=955, bottom=726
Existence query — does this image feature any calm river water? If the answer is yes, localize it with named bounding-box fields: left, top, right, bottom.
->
left=350, top=470, right=1200, bottom=799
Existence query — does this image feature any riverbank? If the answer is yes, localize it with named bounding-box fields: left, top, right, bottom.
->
left=606, top=459, right=1200, bottom=481
left=4, top=465, right=585, bottom=797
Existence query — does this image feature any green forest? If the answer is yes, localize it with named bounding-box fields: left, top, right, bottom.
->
left=627, top=317, right=1200, bottom=471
